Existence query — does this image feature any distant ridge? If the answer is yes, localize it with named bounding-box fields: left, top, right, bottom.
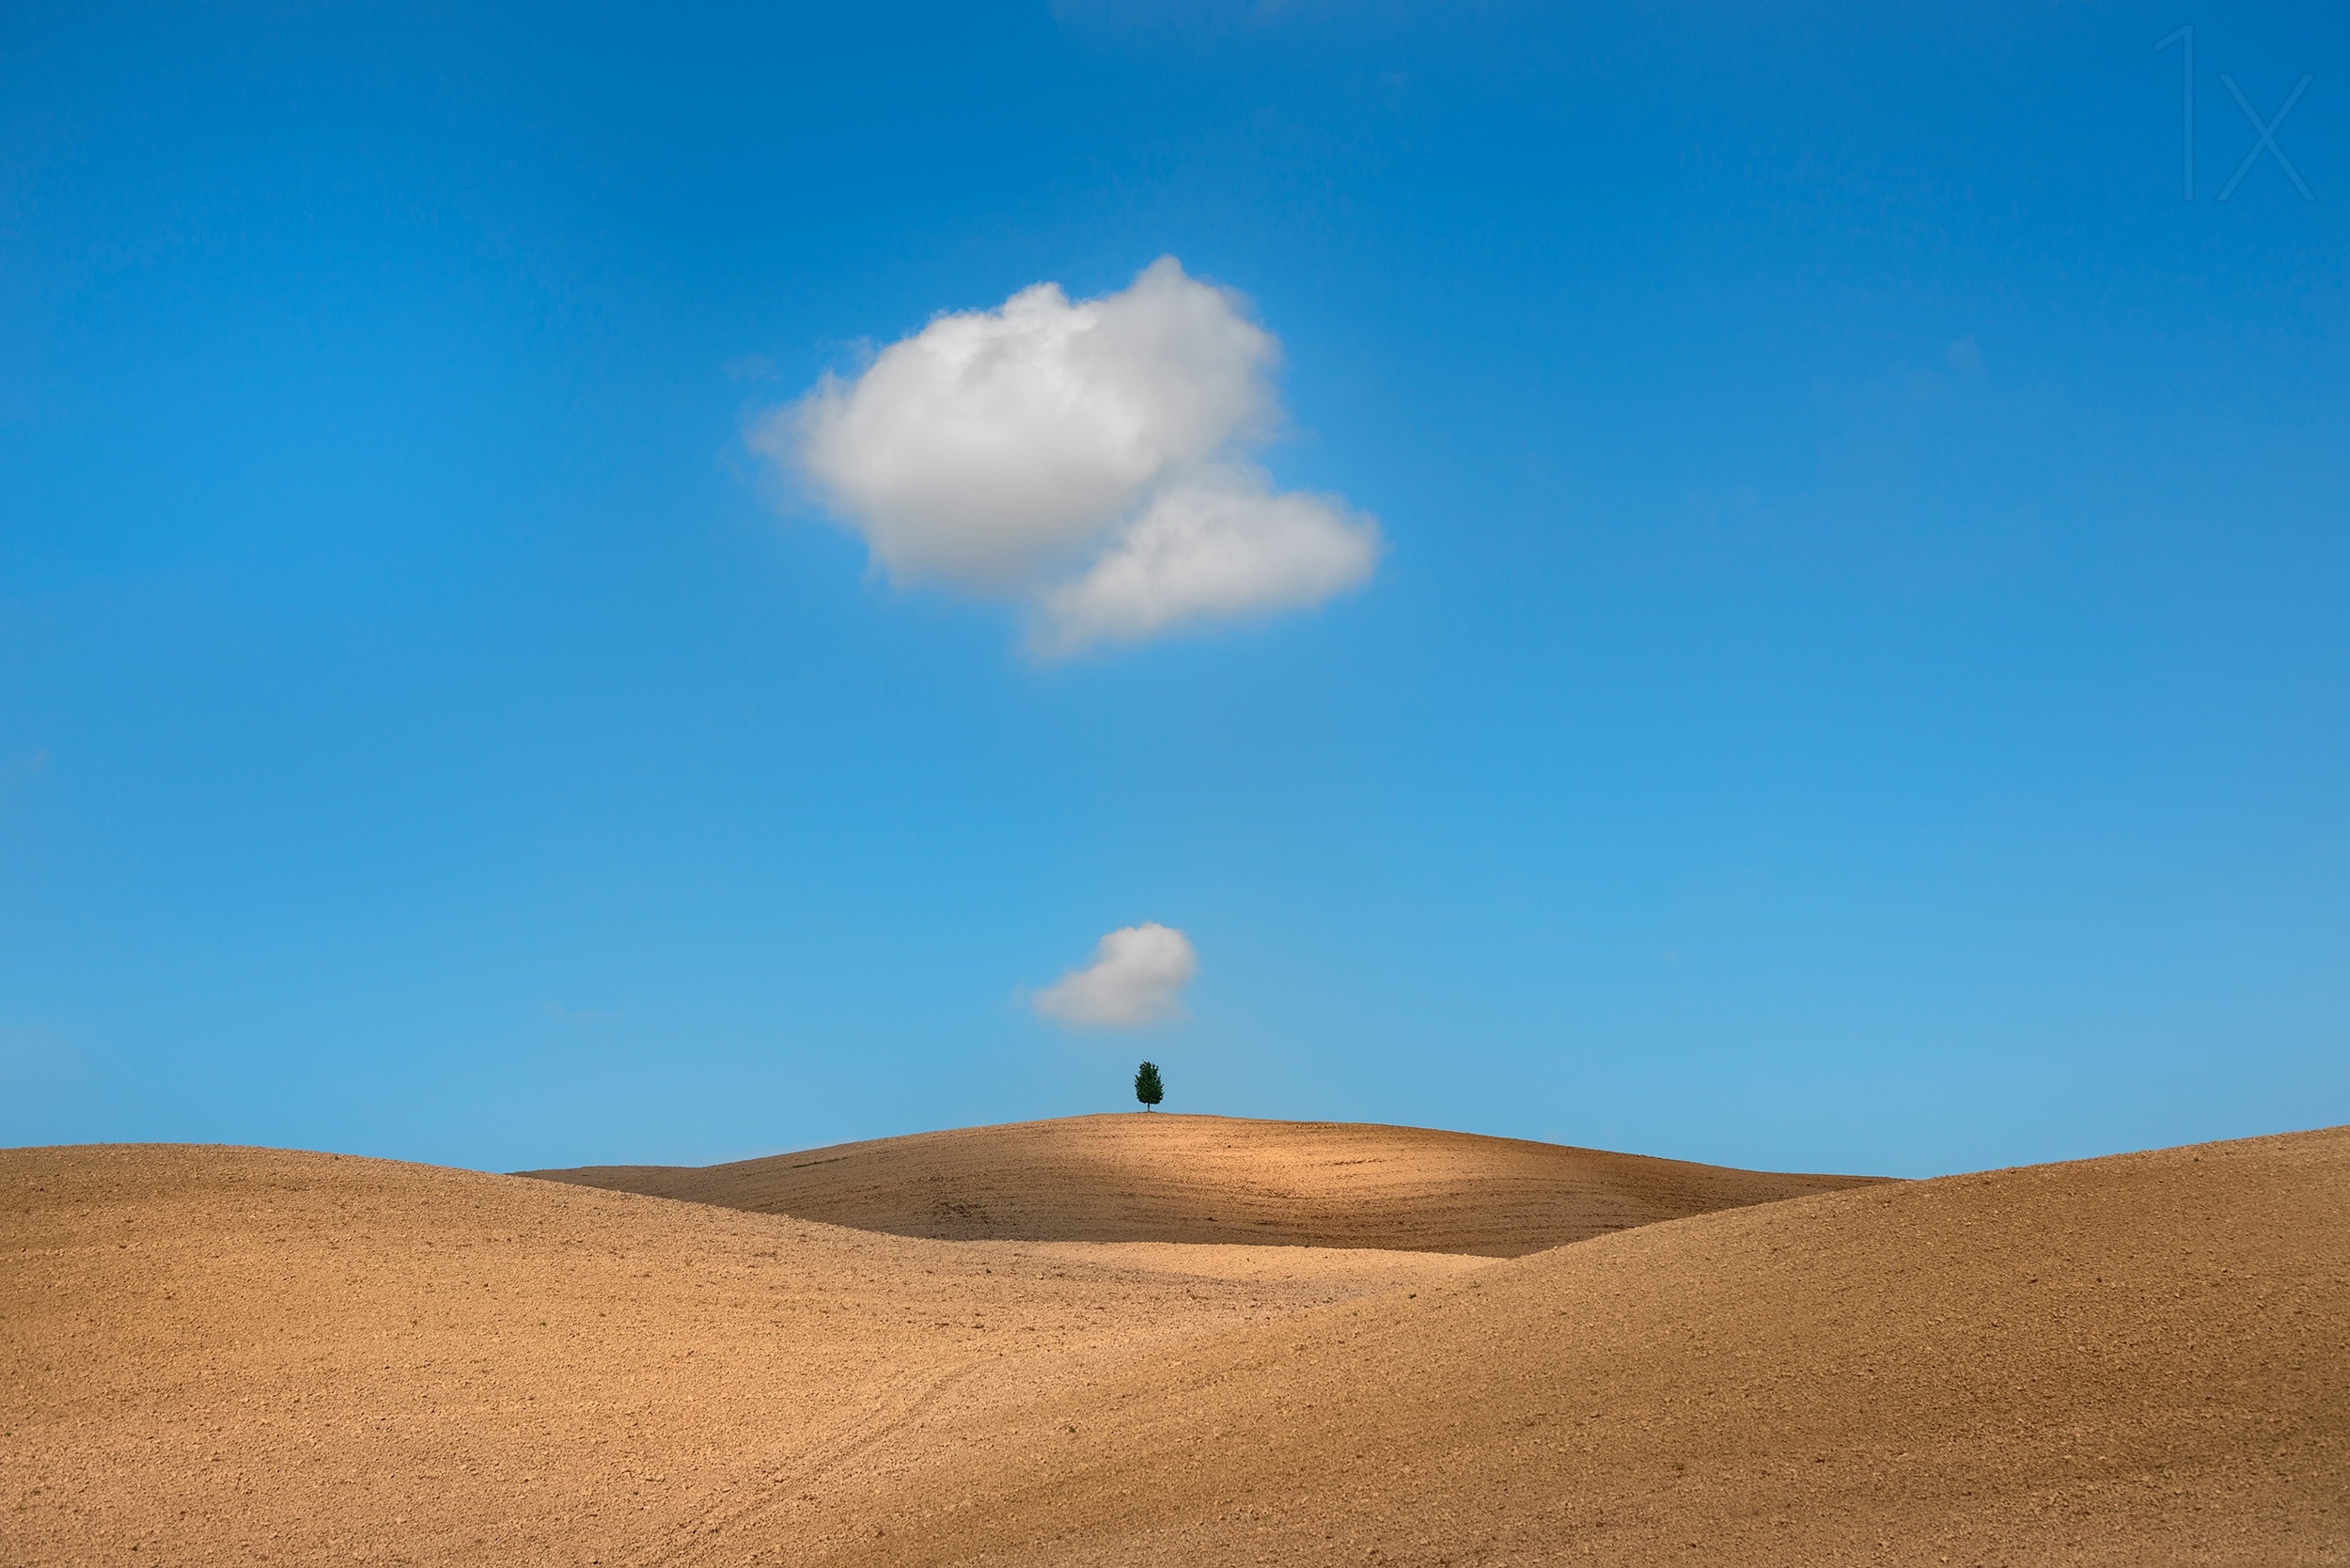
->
left=521, top=1112, right=1883, bottom=1256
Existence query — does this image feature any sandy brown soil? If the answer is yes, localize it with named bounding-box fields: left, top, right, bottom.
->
left=525, top=1113, right=1877, bottom=1256
left=5, top=1124, right=2346, bottom=1566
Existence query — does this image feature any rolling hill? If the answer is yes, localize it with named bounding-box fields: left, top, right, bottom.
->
left=523, top=1112, right=1879, bottom=1255
left=5, top=1122, right=2343, bottom=1565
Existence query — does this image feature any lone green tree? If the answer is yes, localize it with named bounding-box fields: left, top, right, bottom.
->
left=1134, top=1060, right=1165, bottom=1111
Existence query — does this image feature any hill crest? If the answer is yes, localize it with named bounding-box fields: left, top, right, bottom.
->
left=523, top=1111, right=1882, bottom=1256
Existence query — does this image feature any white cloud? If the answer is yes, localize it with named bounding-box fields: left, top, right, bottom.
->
left=1032, top=463, right=1379, bottom=654
left=753, top=257, right=1380, bottom=651
left=1034, top=922, right=1198, bottom=1028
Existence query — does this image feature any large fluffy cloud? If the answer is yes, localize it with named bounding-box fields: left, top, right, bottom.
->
left=754, top=259, right=1379, bottom=651
left=1033, top=923, right=1198, bottom=1028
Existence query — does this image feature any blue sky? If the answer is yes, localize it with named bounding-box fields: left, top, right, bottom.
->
left=3, top=1, right=2343, bottom=1178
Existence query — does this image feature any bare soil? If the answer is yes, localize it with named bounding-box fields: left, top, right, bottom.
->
left=5, top=1120, right=2344, bottom=1566
left=524, top=1113, right=1878, bottom=1256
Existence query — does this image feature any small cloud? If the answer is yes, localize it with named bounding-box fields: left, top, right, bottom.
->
left=748, top=257, right=1379, bottom=654
left=1945, top=336, right=1984, bottom=375
left=1034, top=923, right=1198, bottom=1028
left=723, top=353, right=778, bottom=382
